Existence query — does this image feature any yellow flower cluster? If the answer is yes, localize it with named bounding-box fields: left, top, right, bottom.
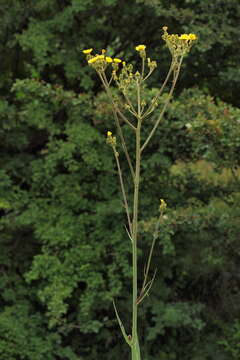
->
left=162, top=26, right=197, bottom=57
left=179, top=33, right=197, bottom=41
left=106, top=130, right=116, bottom=146
left=82, top=49, right=122, bottom=67
left=88, top=54, right=105, bottom=64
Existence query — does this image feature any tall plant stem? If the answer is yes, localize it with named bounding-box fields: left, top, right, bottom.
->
left=131, top=122, right=141, bottom=360
left=131, top=81, right=142, bottom=360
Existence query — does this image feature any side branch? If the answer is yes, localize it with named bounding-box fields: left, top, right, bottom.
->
left=113, top=146, right=132, bottom=236
left=141, top=57, right=183, bottom=152
left=98, top=71, right=135, bottom=181
left=142, top=60, right=174, bottom=119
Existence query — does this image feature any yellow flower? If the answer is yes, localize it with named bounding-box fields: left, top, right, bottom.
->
left=189, top=33, right=197, bottom=40
left=179, top=34, right=189, bottom=40
left=88, top=56, right=99, bottom=64
left=179, top=33, right=197, bottom=41
left=83, top=48, right=93, bottom=54
left=113, top=58, right=122, bottom=63
left=106, top=56, right=113, bottom=63
left=107, top=131, right=112, bottom=137
left=135, top=44, right=146, bottom=51
left=88, top=54, right=106, bottom=63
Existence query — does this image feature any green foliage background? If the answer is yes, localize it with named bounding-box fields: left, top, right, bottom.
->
left=0, top=0, right=240, bottom=359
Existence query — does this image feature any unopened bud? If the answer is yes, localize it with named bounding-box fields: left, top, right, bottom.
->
left=159, top=199, right=167, bottom=212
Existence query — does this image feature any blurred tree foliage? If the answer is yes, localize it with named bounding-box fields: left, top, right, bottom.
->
left=0, top=0, right=240, bottom=359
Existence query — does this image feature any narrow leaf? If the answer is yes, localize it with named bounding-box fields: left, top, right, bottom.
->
left=112, top=299, right=132, bottom=347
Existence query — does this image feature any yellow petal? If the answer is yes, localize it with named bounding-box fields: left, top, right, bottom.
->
left=83, top=48, right=93, bottom=54
left=106, top=56, right=113, bottom=63
left=135, top=45, right=146, bottom=51
left=88, top=56, right=100, bottom=64
left=189, top=33, right=197, bottom=40
left=179, top=34, right=189, bottom=40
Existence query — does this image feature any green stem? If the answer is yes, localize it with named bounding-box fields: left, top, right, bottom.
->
left=131, top=123, right=141, bottom=360
left=123, top=91, right=138, bottom=117
left=138, top=211, right=162, bottom=304
left=131, top=82, right=142, bottom=360
left=113, top=146, right=132, bottom=235
left=132, top=336, right=141, bottom=360
left=141, top=56, right=145, bottom=80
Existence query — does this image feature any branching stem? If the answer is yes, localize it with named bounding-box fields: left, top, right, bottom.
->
left=141, top=57, right=183, bottom=152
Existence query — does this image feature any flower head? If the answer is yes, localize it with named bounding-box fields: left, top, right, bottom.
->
left=107, top=131, right=112, bottom=137
left=135, top=44, right=146, bottom=52
left=83, top=48, right=93, bottom=54
left=88, top=54, right=106, bottom=64
left=88, top=56, right=100, bottom=64
left=113, top=58, right=122, bottom=63
left=179, top=34, right=189, bottom=40
left=189, top=33, right=197, bottom=40
left=106, top=56, right=113, bottom=63
left=179, top=33, right=197, bottom=41
left=88, top=56, right=98, bottom=64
